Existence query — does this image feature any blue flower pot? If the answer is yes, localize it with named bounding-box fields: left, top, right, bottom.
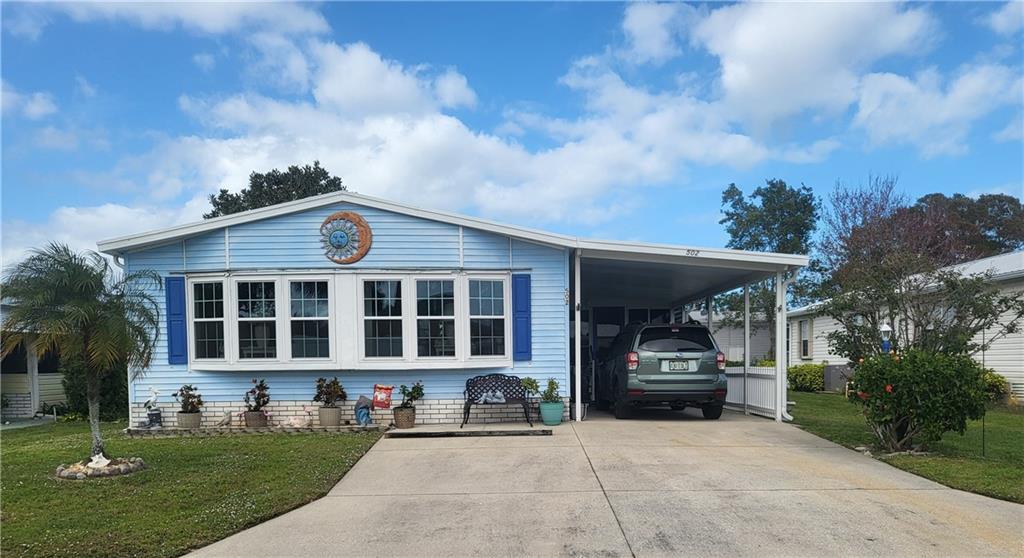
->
left=539, top=401, right=564, bottom=426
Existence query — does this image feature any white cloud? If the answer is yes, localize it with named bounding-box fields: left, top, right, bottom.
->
left=1, top=197, right=209, bottom=266
left=434, top=69, right=478, bottom=109
left=245, top=33, right=312, bottom=91
left=33, top=126, right=79, bottom=150
left=994, top=115, right=1023, bottom=142
left=620, top=3, right=694, bottom=64
left=75, top=74, right=97, bottom=97
left=1, top=80, right=57, bottom=119
left=192, top=52, right=216, bottom=73
left=854, top=64, right=1024, bottom=156
left=690, top=2, right=935, bottom=129
left=5, top=2, right=328, bottom=39
left=981, top=2, right=1024, bottom=36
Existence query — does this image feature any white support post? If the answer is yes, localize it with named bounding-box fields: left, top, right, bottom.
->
left=705, top=296, right=713, bottom=330
left=27, top=335, right=40, bottom=415
left=743, top=284, right=750, bottom=415
left=774, top=271, right=793, bottom=422
left=573, top=249, right=583, bottom=422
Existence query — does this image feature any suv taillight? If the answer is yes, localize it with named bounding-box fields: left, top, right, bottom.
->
left=626, top=352, right=640, bottom=371
left=716, top=351, right=726, bottom=370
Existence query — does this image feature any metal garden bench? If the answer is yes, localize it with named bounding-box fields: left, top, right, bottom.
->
left=461, top=373, right=532, bottom=427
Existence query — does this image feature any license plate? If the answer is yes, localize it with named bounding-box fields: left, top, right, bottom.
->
left=668, top=360, right=689, bottom=371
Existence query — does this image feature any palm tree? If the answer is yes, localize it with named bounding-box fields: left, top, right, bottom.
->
left=1, top=243, right=160, bottom=457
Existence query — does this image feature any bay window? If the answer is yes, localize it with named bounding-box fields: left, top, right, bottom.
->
left=416, top=279, right=456, bottom=357
left=468, top=279, right=506, bottom=357
left=290, top=280, right=330, bottom=359
left=363, top=279, right=403, bottom=358
left=192, top=281, right=225, bottom=360
left=237, top=281, right=277, bottom=359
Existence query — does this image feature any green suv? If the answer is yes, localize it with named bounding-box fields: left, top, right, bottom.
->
left=594, top=322, right=727, bottom=419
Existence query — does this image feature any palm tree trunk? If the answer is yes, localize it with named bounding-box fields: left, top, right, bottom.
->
left=86, top=370, right=105, bottom=457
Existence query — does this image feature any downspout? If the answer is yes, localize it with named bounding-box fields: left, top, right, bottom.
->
left=110, top=252, right=132, bottom=422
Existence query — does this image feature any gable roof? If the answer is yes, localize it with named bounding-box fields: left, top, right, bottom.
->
left=788, top=249, right=1024, bottom=318
left=96, top=190, right=808, bottom=269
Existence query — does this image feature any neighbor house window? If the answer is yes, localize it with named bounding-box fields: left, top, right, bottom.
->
left=193, top=281, right=225, bottom=359
left=290, top=280, right=330, bottom=359
left=416, top=279, right=455, bottom=357
left=798, top=319, right=811, bottom=359
left=364, top=279, right=403, bottom=358
left=237, top=281, right=276, bottom=359
left=468, top=279, right=506, bottom=357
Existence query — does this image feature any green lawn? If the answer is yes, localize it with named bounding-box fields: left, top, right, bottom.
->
left=1, top=421, right=381, bottom=558
left=789, top=391, right=1024, bottom=503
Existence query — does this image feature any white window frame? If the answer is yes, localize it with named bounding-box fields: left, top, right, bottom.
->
left=185, top=271, right=513, bottom=371
left=412, top=274, right=461, bottom=363
left=798, top=319, right=812, bottom=360
left=465, top=275, right=512, bottom=362
left=358, top=275, right=409, bottom=362
left=286, top=276, right=336, bottom=362
left=232, top=277, right=282, bottom=362
left=187, top=278, right=228, bottom=363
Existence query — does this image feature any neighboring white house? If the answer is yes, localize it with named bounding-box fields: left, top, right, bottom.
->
left=788, top=250, right=1024, bottom=397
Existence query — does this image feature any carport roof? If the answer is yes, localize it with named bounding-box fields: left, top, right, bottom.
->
left=96, top=190, right=808, bottom=290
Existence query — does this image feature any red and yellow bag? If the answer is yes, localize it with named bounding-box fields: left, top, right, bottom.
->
left=372, top=384, right=394, bottom=410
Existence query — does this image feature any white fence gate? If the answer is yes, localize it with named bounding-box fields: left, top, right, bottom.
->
left=724, top=366, right=777, bottom=419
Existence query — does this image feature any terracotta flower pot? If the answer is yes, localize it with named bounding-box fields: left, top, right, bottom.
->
left=244, top=411, right=268, bottom=428
left=318, top=406, right=342, bottom=427
left=177, top=411, right=201, bottom=429
left=393, top=406, right=416, bottom=429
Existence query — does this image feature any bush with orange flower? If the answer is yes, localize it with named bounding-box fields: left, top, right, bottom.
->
left=849, top=350, right=986, bottom=452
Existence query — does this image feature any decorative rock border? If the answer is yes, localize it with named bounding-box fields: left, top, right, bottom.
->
left=56, top=457, right=146, bottom=480
left=124, top=425, right=384, bottom=439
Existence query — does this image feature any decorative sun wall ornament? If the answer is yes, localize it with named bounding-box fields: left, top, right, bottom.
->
left=320, top=211, right=372, bottom=264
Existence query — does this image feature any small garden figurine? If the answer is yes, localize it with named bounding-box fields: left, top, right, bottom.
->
left=243, top=378, right=271, bottom=427
left=174, top=384, right=203, bottom=429
left=393, top=381, right=424, bottom=429
left=313, top=377, right=347, bottom=427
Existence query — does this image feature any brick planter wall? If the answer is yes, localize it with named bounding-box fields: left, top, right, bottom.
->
left=132, top=397, right=572, bottom=428
left=2, top=393, right=34, bottom=419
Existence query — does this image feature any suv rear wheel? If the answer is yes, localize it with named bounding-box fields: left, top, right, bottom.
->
left=702, top=404, right=723, bottom=420
left=613, top=399, right=633, bottom=419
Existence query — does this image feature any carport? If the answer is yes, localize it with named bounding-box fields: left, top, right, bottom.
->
left=568, top=241, right=808, bottom=422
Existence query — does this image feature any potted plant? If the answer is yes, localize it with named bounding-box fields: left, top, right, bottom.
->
left=243, top=378, right=270, bottom=427
left=174, top=384, right=204, bottom=429
left=393, top=381, right=424, bottom=429
left=314, top=377, right=347, bottom=427
left=524, top=377, right=564, bottom=426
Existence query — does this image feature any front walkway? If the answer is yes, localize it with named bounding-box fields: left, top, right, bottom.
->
left=192, top=409, right=1024, bottom=557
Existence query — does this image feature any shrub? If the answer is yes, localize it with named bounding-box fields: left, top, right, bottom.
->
left=981, top=369, right=1010, bottom=403
left=754, top=359, right=775, bottom=367
left=244, top=378, right=270, bottom=412
left=849, top=350, right=987, bottom=452
left=61, top=355, right=128, bottom=420
left=314, top=377, right=347, bottom=407
left=174, top=384, right=204, bottom=413
left=540, top=378, right=561, bottom=403
left=398, top=381, right=424, bottom=409
left=788, top=364, right=825, bottom=392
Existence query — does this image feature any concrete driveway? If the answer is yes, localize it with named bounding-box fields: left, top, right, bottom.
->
left=193, top=409, right=1023, bottom=557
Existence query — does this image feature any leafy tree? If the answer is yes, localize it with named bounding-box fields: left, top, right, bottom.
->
left=716, top=179, right=820, bottom=357
left=815, top=177, right=1024, bottom=363
left=204, top=161, right=346, bottom=218
left=1, top=244, right=160, bottom=457
left=913, top=193, right=1024, bottom=260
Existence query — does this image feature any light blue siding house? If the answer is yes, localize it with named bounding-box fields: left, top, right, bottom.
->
left=98, top=191, right=806, bottom=425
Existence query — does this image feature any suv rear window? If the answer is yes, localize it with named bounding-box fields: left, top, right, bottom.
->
left=637, top=326, right=714, bottom=352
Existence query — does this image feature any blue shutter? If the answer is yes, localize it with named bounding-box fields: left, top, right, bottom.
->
left=165, top=276, right=187, bottom=365
left=512, top=274, right=532, bottom=361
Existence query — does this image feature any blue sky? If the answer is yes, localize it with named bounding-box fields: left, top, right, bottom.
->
left=2, top=2, right=1022, bottom=263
